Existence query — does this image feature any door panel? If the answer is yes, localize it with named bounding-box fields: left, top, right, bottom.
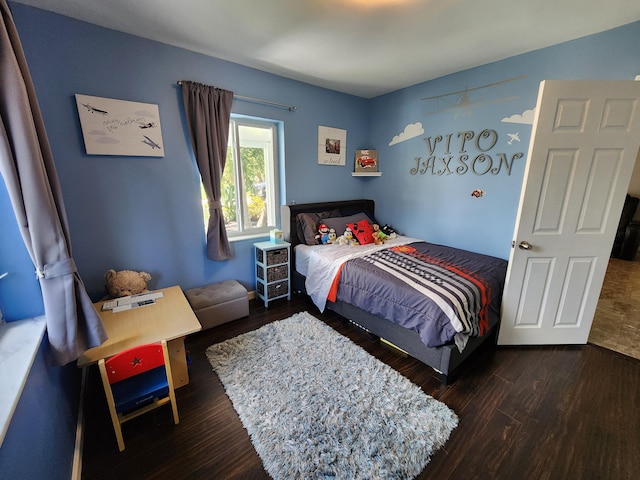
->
left=499, top=80, right=640, bottom=345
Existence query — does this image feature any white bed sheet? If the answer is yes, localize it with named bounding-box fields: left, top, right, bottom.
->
left=297, top=236, right=421, bottom=312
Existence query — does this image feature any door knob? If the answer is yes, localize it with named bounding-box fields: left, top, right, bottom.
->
left=518, top=241, right=533, bottom=250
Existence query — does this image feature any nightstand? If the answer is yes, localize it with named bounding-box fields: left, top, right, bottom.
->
left=254, top=241, right=291, bottom=307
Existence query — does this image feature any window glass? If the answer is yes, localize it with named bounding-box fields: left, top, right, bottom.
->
left=202, top=117, right=279, bottom=237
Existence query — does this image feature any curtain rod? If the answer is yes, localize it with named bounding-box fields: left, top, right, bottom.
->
left=177, top=81, right=297, bottom=111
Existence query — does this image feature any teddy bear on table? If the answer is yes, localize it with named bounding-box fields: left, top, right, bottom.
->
left=104, top=269, right=151, bottom=298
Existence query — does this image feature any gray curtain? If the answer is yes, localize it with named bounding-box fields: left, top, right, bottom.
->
left=180, top=81, right=234, bottom=261
left=0, top=0, right=107, bottom=365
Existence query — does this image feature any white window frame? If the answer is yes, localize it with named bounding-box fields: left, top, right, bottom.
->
left=201, top=115, right=281, bottom=239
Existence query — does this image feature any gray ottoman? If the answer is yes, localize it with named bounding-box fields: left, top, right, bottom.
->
left=184, top=280, right=249, bottom=330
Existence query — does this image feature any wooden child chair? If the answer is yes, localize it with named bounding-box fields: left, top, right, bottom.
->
left=98, top=340, right=179, bottom=451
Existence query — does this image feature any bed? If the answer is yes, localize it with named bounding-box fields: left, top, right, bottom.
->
left=282, top=199, right=508, bottom=384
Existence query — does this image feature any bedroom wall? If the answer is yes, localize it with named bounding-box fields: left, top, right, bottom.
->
left=2, top=3, right=639, bottom=477
left=368, top=20, right=640, bottom=259
left=0, top=340, right=80, bottom=480
left=2, top=2, right=370, bottom=311
left=0, top=2, right=369, bottom=478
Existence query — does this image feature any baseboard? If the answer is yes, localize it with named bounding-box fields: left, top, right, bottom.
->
left=248, top=290, right=256, bottom=300
left=71, top=367, right=88, bottom=480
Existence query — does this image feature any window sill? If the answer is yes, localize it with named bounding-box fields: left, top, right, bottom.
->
left=0, top=316, right=46, bottom=446
left=228, top=232, right=272, bottom=243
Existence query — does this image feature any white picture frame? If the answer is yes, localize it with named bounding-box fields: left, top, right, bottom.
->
left=75, top=94, right=164, bottom=156
left=317, top=125, right=346, bottom=165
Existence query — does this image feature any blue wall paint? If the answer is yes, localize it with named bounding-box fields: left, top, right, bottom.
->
left=0, top=178, right=43, bottom=320
left=2, top=2, right=640, bottom=478
left=1, top=3, right=368, bottom=478
left=369, top=21, right=640, bottom=260
left=6, top=3, right=370, bottom=305
left=0, top=337, right=80, bottom=480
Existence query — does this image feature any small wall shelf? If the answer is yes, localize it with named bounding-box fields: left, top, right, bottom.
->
left=352, top=172, right=382, bottom=177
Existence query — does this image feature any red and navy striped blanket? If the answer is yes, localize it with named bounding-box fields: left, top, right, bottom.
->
left=335, top=242, right=508, bottom=350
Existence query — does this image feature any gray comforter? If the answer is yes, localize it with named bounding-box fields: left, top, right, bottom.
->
left=336, top=242, right=508, bottom=349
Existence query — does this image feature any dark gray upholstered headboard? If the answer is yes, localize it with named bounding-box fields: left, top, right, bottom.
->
left=281, top=199, right=375, bottom=249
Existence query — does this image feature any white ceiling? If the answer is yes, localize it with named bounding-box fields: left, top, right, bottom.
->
left=12, top=0, right=640, bottom=98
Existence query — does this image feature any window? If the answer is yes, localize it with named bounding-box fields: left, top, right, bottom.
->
left=201, top=116, right=280, bottom=237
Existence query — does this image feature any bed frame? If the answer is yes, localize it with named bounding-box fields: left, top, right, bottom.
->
left=282, top=199, right=500, bottom=384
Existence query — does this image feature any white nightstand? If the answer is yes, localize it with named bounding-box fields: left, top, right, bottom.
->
left=254, top=241, right=291, bottom=307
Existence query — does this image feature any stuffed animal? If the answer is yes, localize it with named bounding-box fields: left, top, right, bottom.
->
left=336, top=227, right=356, bottom=246
left=105, top=269, right=151, bottom=298
left=372, top=224, right=388, bottom=243
left=327, top=228, right=337, bottom=244
left=381, top=224, right=398, bottom=239
left=315, top=223, right=330, bottom=244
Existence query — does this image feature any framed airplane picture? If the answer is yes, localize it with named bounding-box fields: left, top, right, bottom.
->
left=75, top=94, right=164, bottom=156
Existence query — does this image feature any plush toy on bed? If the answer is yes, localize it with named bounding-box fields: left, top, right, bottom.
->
left=335, top=227, right=357, bottom=246
left=315, top=223, right=330, bottom=244
left=327, top=228, right=337, bottom=244
left=105, top=269, right=151, bottom=298
left=381, top=224, right=398, bottom=239
left=372, top=224, right=388, bottom=244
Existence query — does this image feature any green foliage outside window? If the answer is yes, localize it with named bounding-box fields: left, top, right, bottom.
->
left=219, top=146, right=266, bottom=229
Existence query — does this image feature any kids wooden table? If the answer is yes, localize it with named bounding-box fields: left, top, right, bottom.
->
left=77, top=285, right=202, bottom=388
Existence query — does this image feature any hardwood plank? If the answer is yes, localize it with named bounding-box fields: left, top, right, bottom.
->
left=81, top=294, right=640, bottom=479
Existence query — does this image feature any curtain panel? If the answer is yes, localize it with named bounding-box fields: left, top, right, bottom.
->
left=0, top=0, right=107, bottom=365
left=180, top=81, right=234, bottom=261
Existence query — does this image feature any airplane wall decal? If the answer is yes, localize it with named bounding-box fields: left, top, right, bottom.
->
left=422, top=75, right=526, bottom=116
left=507, top=132, right=521, bottom=144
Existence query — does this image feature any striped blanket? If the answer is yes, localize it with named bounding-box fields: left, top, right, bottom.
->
left=335, top=242, right=507, bottom=351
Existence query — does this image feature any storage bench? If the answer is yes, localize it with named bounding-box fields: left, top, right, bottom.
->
left=184, top=280, right=249, bottom=330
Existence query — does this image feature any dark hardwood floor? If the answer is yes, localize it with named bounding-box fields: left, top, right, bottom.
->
left=81, top=294, right=640, bottom=479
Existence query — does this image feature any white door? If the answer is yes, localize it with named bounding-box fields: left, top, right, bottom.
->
left=498, top=80, right=640, bottom=345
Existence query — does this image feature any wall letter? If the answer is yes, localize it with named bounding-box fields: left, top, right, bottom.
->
left=471, top=154, right=493, bottom=175
left=491, top=152, right=524, bottom=175
left=475, top=129, right=498, bottom=152
left=457, top=131, right=474, bottom=153
left=456, top=154, right=469, bottom=174
left=423, top=135, right=443, bottom=156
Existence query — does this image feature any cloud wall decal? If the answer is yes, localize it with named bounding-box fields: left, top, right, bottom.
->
left=502, top=109, right=535, bottom=124
left=389, top=122, right=424, bottom=146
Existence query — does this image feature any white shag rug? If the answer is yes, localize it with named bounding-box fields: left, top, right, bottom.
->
left=206, top=311, right=458, bottom=479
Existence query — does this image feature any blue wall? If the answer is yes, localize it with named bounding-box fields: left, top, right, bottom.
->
left=0, top=339, right=80, bottom=480
left=2, top=1, right=640, bottom=477
left=3, top=3, right=370, bottom=311
left=368, top=21, right=640, bottom=259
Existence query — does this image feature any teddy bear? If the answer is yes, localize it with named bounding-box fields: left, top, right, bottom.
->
left=372, top=224, right=388, bottom=244
left=105, top=269, right=152, bottom=298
